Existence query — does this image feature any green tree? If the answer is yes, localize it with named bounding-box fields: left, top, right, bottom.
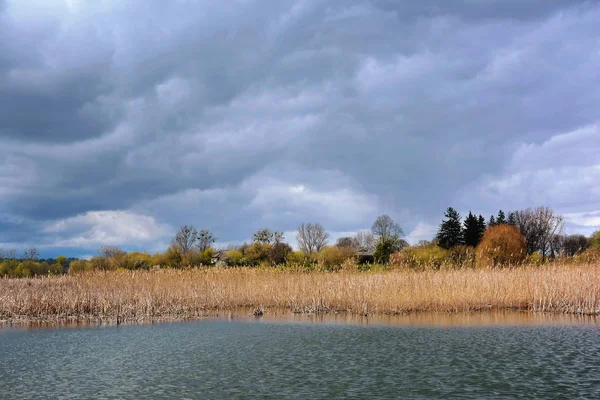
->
left=373, top=240, right=398, bottom=264
left=507, top=212, right=516, bottom=226
left=436, top=207, right=464, bottom=249
left=496, top=210, right=506, bottom=225
left=463, top=212, right=481, bottom=247
left=477, top=215, right=487, bottom=238
left=488, top=215, right=496, bottom=227
left=56, top=256, right=68, bottom=273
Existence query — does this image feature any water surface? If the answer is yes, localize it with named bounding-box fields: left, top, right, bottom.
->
left=1, top=317, right=599, bottom=399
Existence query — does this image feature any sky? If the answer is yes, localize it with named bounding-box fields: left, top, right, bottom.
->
left=1, top=0, right=599, bottom=258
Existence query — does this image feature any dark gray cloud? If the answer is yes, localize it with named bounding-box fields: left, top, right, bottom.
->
left=0, top=0, right=599, bottom=255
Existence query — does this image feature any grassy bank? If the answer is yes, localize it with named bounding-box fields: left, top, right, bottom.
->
left=1, top=263, right=599, bottom=323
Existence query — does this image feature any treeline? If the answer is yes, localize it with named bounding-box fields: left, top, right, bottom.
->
left=2, top=206, right=599, bottom=278
left=434, top=207, right=593, bottom=261
left=0, top=250, right=75, bottom=278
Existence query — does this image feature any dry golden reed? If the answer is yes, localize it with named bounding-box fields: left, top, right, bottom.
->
left=1, top=263, right=599, bottom=323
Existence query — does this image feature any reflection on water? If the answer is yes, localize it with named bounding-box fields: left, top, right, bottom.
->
left=251, top=310, right=600, bottom=327
left=1, top=316, right=600, bottom=399
left=2, top=310, right=598, bottom=330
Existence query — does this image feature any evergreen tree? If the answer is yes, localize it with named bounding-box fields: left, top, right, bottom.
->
left=477, top=215, right=487, bottom=240
left=463, top=212, right=481, bottom=247
left=436, top=207, right=464, bottom=249
left=507, top=212, right=516, bottom=225
left=488, top=215, right=496, bottom=227
left=496, top=210, right=506, bottom=225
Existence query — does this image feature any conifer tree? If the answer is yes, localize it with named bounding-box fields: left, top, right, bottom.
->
left=496, top=210, right=506, bottom=225
left=488, top=215, right=496, bottom=227
left=436, top=207, right=464, bottom=249
left=507, top=212, right=516, bottom=225
left=463, top=212, right=481, bottom=247
left=477, top=215, right=487, bottom=239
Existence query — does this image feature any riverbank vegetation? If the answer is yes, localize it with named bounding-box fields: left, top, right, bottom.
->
left=1, top=263, right=599, bottom=323
left=1, top=205, right=599, bottom=321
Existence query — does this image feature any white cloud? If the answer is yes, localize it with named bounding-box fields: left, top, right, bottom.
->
left=464, top=124, right=600, bottom=234
left=564, top=211, right=600, bottom=228
left=248, top=178, right=379, bottom=227
left=405, top=221, right=438, bottom=245
left=44, top=210, right=171, bottom=248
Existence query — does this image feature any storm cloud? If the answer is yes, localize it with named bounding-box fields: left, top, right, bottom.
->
left=1, top=0, right=599, bottom=256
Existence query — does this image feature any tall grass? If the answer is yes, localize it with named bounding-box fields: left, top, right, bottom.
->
left=1, top=263, right=599, bottom=323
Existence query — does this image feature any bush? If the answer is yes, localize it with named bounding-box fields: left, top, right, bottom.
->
left=390, top=245, right=449, bottom=270
left=244, top=243, right=272, bottom=266
left=316, top=246, right=355, bottom=271
left=48, top=263, right=63, bottom=275
left=270, top=242, right=292, bottom=265
left=90, top=256, right=115, bottom=271
left=0, top=259, right=19, bottom=277
left=200, top=248, right=215, bottom=265
left=69, top=260, right=93, bottom=274
left=286, top=250, right=306, bottom=264
left=447, top=245, right=476, bottom=268
left=373, top=240, right=400, bottom=264
left=124, top=252, right=152, bottom=270
left=14, top=263, right=31, bottom=278
left=158, top=246, right=183, bottom=268
left=526, top=252, right=543, bottom=266
left=224, top=250, right=244, bottom=266
left=590, top=231, right=600, bottom=251
left=574, top=248, right=600, bottom=264
left=476, top=225, right=527, bottom=268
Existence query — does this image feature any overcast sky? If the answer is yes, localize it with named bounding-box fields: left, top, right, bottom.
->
left=1, top=0, right=599, bottom=257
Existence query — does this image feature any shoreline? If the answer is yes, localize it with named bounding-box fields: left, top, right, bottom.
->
left=2, top=307, right=600, bottom=330
left=2, top=265, right=599, bottom=328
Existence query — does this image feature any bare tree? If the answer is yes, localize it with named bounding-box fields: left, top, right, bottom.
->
left=172, top=225, right=198, bottom=254
left=23, top=246, right=39, bottom=261
left=352, top=231, right=375, bottom=253
left=253, top=229, right=284, bottom=245
left=99, top=246, right=126, bottom=259
left=336, top=237, right=354, bottom=248
left=273, top=231, right=285, bottom=244
left=197, top=229, right=216, bottom=252
left=563, top=234, right=589, bottom=257
left=371, top=215, right=404, bottom=243
left=253, top=229, right=274, bottom=245
left=514, top=207, right=564, bottom=261
left=296, top=223, right=329, bottom=254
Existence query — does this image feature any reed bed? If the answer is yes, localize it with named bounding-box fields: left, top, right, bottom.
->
left=1, top=263, right=599, bottom=323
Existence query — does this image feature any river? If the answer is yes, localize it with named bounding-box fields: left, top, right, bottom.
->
left=1, top=314, right=599, bottom=399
